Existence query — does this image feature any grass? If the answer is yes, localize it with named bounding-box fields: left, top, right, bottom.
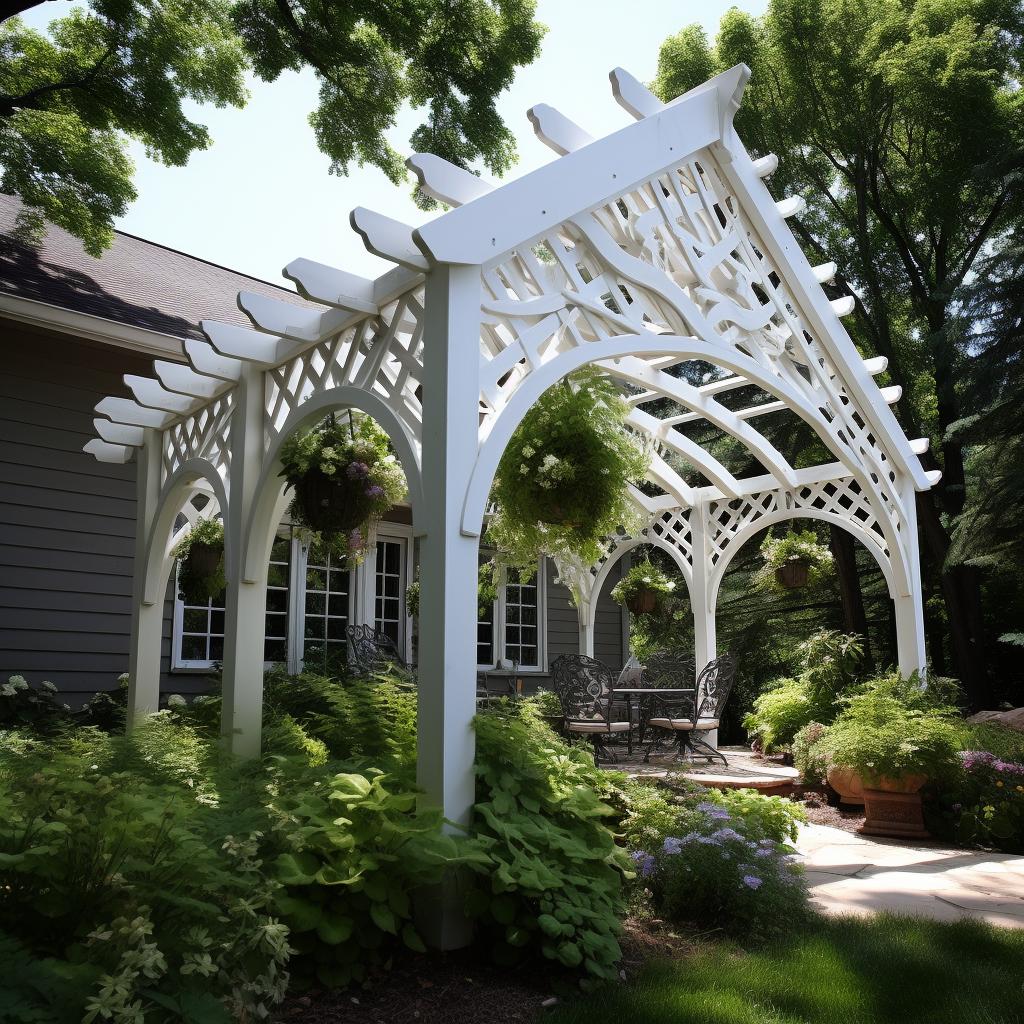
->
left=546, top=914, right=1024, bottom=1024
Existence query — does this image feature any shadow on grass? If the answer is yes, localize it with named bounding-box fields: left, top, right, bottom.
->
left=546, top=914, right=1024, bottom=1024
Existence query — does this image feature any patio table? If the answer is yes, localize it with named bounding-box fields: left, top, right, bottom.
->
left=611, top=687, right=696, bottom=747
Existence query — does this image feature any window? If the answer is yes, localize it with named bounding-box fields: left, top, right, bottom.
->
left=172, top=520, right=413, bottom=671
left=477, top=559, right=544, bottom=670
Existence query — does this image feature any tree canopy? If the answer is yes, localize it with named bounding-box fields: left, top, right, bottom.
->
left=654, top=0, right=1024, bottom=709
left=0, top=0, right=545, bottom=254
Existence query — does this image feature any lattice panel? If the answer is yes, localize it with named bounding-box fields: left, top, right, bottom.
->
left=646, top=507, right=694, bottom=568
left=474, top=149, right=907, bottom=550
left=705, top=478, right=889, bottom=570
left=265, top=289, right=425, bottom=449
left=162, top=394, right=234, bottom=483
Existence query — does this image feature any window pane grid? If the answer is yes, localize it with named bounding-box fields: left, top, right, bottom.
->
left=303, top=540, right=350, bottom=670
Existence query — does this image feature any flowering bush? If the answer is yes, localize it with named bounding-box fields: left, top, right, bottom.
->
left=925, top=750, right=1024, bottom=854
left=630, top=801, right=811, bottom=943
left=488, top=367, right=649, bottom=575
left=609, top=558, right=677, bottom=613
left=280, top=413, right=406, bottom=568
left=0, top=674, right=69, bottom=733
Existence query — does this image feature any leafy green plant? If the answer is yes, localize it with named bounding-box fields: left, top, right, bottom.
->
left=488, top=367, right=649, bottom=579
left=279, top=413, right=406, bottom=568
left=173, top=517, right=226, bottom=606
left=792, top=721, right=830, bottom=785
left=609, top=559, right=677, bottom=613
left=462, top=705, right=631, bottom=985
left=743, top=631, right=864, bottom=751
left=265, top=768, right=457, bottom=989
left=523, top=688, right=564, bottom=719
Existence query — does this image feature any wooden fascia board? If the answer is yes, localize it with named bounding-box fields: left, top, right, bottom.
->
left=711, top=145, right=931, bottom=491
left=413, top=74, right=737, bottom=266
left=0, top=292, right=188, bottom=361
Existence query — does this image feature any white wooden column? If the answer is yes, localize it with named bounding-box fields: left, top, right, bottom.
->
left=127, top=426, right=164, bottom=728
left=416, top=262, right=480, bottom=950
left=220, top=363, right=269, bottom=758
left=895, top=484, right=928, bottom=679
left=690, top=500, right=717, bottom=672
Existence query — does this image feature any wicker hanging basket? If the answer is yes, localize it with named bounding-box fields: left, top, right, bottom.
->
left=186, top=542, right=223, bottom=578
left=625, top=588, right=659, bottom=615
left=775, top=558, right=810, bottom=589
left=294, top=470, right=368, bottom=535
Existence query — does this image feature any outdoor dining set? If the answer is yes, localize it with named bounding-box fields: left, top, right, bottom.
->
left=345, top=624, right=737, bottom=768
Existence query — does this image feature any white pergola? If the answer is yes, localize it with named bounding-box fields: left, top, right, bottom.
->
left=88, top=64, right=936, bottom=933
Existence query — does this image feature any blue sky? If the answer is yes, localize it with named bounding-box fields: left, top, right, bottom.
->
left=23, top=0, right=767, bottom=284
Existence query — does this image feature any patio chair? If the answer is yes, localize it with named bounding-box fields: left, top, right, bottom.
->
left=637, top=647, right=697, bottom=755
left=550, top=654, right=633, bottom=761
left=646, top=653, right=737, bottom=765
left=346, top=624, right=407, bottom=676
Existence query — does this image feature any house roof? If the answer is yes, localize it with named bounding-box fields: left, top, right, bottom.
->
left=0, top=193, right=322, bottom=343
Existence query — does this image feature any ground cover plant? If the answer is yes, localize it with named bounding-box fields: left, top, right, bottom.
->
left=544, top=914, right=1024, bottom=1024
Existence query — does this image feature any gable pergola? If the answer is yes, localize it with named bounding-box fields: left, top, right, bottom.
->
left=88, top=63, right=935, bottom=890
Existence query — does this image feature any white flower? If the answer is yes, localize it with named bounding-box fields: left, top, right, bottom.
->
left=9, top=675, right=27, bottom=690
left=167, top=694, right=187, bottom=707
left=320, top=462, right=337, bottom=475
left=520, top=464, right=530, bottom=475
left=541, top=454, right=560, bottom=469
left=521, top=445, right=535, bottom=458
left=41, top=680, right=57, bottom=692
left=1, top=683, right=16, bottom=697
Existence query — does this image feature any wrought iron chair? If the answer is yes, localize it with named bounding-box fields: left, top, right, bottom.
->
left=646, top=653, right=737, bottom=765
left=636, top=647, right=697, bottom=754
left=346, top=624, right=407, bottom=676
left=550, top=654, right=633, bottom=761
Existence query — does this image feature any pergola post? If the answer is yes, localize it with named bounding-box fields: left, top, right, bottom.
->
left=127, top=426, right=163, bottom=728
left=220, top=363, right=269, bottom=758
left=689, top=499, right=717, bottom=672
left=416, top=262, right=481, bottom=950
left=895, top=487, right=928, bottom=679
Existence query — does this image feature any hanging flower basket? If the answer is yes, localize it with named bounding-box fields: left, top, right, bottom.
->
left=755, top=529, right=834, bottom=593
left=280, top=413, right=407, bottom=569
left=610, top=558, right=676, bottom=616
left=173, top=517, right=226, bottom=606
left=775, top=557, right=810, bottom=589
left=487, top=367, right=649, bottom=574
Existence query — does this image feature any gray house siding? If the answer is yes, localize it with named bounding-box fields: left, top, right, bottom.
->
left=0, top=324, right=178, bottom=704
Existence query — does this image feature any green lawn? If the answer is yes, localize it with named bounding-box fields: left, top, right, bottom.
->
left=546, top=914, right=1024, bottom=1024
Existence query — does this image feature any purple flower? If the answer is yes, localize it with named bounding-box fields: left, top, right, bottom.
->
left=662, top=837, right=683, bottom=855
left=697, top=803, right=731, bottom=819
left=364, top=484, right=384, bottom=499
left=742, top=875, right=763, bottom=890
left=754, top=847, right=772, bottom=857
left=631, top=851, right=656, bottom=878
left=346, top=461, right=370, bottom=480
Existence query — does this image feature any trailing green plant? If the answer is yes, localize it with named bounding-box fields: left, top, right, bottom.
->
left=487, top=367, right=649, bottom=580
left=792, top=721, right=830, bottom=785
left=1, top=674, right=70, bottom=734
left=279, top=413, right=406, bottom=569
left=406, top=560, right=499, bottom=619
left=609, top=559, right=677, bottom=613
left=629, top=800, right=811, bottom=944
left=462, top=705, right=631, bottom=986
left=754, top=528, right=834, bottom=592
left=174, top=517, right=227, bottom=606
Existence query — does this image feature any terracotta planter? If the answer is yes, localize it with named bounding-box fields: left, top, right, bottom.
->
left=860, top=785, right=930, bottom=839
left=294, top=471, right=367, bottom=535
left=625, top=589, right=659, bottom=615
left=826, top=766, right=865, bottom=805
left=187, top=542, right=223, bottom=578
left=775, top=558, right=810, bottom=588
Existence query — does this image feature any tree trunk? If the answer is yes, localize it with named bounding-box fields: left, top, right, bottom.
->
left=916, top=490, right=992, bottom=711
left=829, top=524, right=871, bottom=664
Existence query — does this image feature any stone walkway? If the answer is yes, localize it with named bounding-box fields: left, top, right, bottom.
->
left=797, top=822, right=1024, bottom=929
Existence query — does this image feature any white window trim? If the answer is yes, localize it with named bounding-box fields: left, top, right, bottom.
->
left=476, top=554, right=546, bottom=673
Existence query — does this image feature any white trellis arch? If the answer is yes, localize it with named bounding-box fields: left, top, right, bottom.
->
left=88, top=64, right=937, bottom=942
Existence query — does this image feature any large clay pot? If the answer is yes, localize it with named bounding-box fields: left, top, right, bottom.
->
left=827, top=766, right=865, bottom=805
left=625, top=589, right=658, bottom=615
left=775, top=558, right=810, bottom=588
left=860, top=785, right=930, bottom=839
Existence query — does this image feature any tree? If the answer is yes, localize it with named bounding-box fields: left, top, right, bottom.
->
left=654, top=0, right=1024, bottom=710
left=1, top=0, right=545, bottom=254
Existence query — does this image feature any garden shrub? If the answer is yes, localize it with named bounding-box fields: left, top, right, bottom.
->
left=462, top=704, right=631, bottom=984
left=265, top=764, right=459, bottom=989
left=1, top=674, right=71, bottom=734
left=630, top=800, right=811, bottom=943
